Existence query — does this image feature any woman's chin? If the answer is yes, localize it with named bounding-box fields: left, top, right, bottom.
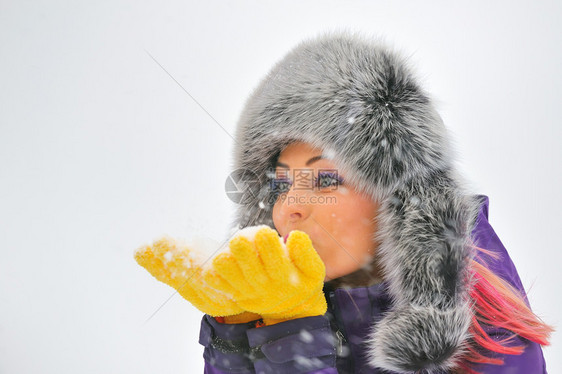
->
left=325, top=268, right=346, bottom=281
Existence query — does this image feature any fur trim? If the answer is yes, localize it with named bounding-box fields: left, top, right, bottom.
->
left=231, top=32, right=480, bottom=372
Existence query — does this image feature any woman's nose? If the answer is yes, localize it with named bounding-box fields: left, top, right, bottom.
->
left=289, top=212, right=303, bottom=220
left=277, top=186, right=312, bottom=223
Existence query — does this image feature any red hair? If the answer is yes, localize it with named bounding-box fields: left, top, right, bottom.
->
left=457, top=246, right=553, bottom=373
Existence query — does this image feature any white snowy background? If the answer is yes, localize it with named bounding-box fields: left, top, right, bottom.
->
left=1, top=0, right=560, bottom=373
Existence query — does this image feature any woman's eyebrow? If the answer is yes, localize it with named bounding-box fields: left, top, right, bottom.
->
left=306, top=155, right=324, bottom=166
left=276, top=155, right=324, bottom=168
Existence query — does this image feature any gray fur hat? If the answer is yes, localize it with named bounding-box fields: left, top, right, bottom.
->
left=231, top=32, right=480, bottom=373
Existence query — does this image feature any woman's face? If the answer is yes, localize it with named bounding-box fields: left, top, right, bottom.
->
left=272, top=142, right=380, bottom=281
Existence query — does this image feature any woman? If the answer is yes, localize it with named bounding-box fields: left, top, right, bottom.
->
left=136, top=33, right=551, bottom=373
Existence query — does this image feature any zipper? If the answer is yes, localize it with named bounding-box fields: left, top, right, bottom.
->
left=327, top=287, right=355, bottom=372
left=335, top=329, right=347, bottom=356
left=328, top=290, right=348, bottom=357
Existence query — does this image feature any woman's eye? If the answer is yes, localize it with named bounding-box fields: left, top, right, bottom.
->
left=315, top=171, right=344, bottom=189
left=271, top=178, right=292, bottom=194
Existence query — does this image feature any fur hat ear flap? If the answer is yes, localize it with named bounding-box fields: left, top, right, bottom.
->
left=367, top=171, right=480, bottom=372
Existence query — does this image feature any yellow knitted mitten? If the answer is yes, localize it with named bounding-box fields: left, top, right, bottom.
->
left=135, top=236, right=249, bottom=319
left=204, top=226, right=327, bottom=325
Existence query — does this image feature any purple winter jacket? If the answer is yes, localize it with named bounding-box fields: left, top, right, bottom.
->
left=198, top=195, right=547, bottom=373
